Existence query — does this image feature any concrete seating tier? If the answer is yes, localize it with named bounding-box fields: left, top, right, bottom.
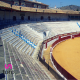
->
left=2, top=35, right=50, bottom=80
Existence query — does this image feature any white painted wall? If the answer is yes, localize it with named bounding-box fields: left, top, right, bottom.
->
left=0, top=10, right=69, bottom=21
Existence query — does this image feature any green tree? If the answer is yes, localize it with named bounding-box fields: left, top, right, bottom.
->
left=76, top=8, right=79, bottom=11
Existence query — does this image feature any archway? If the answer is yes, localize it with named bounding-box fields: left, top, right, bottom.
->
left=41, top=16, right=44, bottom=20
left=13, top=16, right=16, bottom=21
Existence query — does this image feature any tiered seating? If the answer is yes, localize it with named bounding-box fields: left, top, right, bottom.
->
left=23, top=21, right=80, bottom=39
left=20, top=29, right=40, bottom=45
left=1, top=21, right=80, bottom=80
left=14, top=45, right=50, bottom=80
left=27, top=23, right=49, bottom=33
left=1, top=28, right=50, bottom=80
left=3, top=40, right=14, bottom=80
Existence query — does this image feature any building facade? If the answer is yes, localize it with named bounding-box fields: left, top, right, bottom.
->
left=0, top=0, right=49, bottom=9
left=0, top=0, right=80, bottom=29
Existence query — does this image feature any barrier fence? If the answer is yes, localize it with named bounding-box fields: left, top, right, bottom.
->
left=50, top=33, right=80, bottom=80
left=39, top=32, right=80, bottom=80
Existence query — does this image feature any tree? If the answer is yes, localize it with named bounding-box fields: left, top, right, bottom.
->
left=76, top=8, right=79, bottom=11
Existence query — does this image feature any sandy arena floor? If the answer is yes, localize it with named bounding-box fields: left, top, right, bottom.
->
left=52, top=37, right=80, bottom=79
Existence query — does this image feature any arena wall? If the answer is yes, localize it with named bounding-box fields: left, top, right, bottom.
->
left=40, top=32, right=80, bottom=80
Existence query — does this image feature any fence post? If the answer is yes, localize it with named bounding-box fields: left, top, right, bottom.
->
left=45, top=42, right=47, bottom=49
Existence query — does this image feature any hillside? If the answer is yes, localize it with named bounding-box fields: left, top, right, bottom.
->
left=60, top=5, right=80, bottom=11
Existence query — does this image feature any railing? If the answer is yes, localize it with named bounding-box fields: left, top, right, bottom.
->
left=39, top=32, right=80, bottom=80
left=50, top=33, right=80, bottom=80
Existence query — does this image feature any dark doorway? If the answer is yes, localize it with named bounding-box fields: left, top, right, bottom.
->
left=28, top=16, right=30, bottom=20
left=13, top=16, right=16, bottom=21
left=71, top=16, right=74, bottom=20
left=48, top=16, right=51, bottom=20
left=75, top=16, right=78, bottom=20
left=21, top=16, right=24, bottom=20
left=41, top=16, right=44, bottom=20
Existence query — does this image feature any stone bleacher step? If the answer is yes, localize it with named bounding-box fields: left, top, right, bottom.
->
left=27, top=55, right=50, bottom=79
left=25, top=46, right=31, bottom=54
left=21, top=54, right=46, bottom=80
left=9, top=37, right=19, bottom=45
left=6, top=35, right=16, bottom=42
left=13, top=47, right=35, bottom=80
left=19, top=42, right=26, bottom=51
left=30, top=49, right=35, bottom=56
left=19, top=54, right=39, bottom=80
left=16, top=40, right=24, bottom=49
left=2, top=33, right=14, bottom=40
left=19, top=51, right=48, bottom=79
left=3, top=41, right=15, bottom=80
left=16, top=41, right=24, bottom=49
left=28, top=48, right=34, bottom=56
left=10, top=45, right=28, bottom=80
left=22, top=45, right=29, bottom=53
left=2, top=31, right=12, bottom=36
left=1, top=30, right=11, bottom=35
left=12, top=39, right=22, bottom=47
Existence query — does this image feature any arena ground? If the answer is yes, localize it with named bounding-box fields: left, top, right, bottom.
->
left=52, top=37, right=80, bottom=79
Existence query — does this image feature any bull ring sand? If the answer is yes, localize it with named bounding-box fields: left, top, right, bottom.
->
left=52, top=37, right=80, bottom=79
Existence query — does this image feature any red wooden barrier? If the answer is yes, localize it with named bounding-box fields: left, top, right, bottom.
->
left=41, top=32, right=80, bottom=80
left=51, top=35, right=77, bottom=80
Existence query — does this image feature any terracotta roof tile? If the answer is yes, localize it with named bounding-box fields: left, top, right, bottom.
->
left=24, top=0, right=48, bottom=6
left=0, top=1, right=80, bottom=15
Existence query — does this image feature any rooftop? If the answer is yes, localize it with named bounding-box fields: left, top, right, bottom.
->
left=0, top=1, right=80, bottom=14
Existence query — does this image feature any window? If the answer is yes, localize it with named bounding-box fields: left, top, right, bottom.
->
left=38, top=5, right=41, bottom=8
left=28, top=16, right=30, bottom=20
left=13, top=16, right=16, bottom=21
left=14, top=2, right=19, bottom=6
left=22, top=4, right=25, bottom=6
left=41, top=16, right=44, bottom=20
left=48, top=16, right=51, bottom=20
left=21, top=2, right=25, bottom=7
left=21, top=16, right=24, bottom=20
left=34, top=4, right=37, bottom=8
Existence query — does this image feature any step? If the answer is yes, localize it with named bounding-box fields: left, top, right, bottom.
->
left=8, top=45, right=23, bottom=80
left=18, top=53, right=37, bottom=79
left=19, top=42, right=26, bottom=51
left=2, top=33, right=14, bottom=40
left=9, top=37, right=19, bottom=45
left=15, top=49, right=35, bottom=80
left=28, top=48, right=34, bottom=56
left=1, top=31, right=11, bottom=36
left=4, top=42, right=14, bottom=80
left=20, top=54, right=43, bottom=79
left=16, top=41, right=24, bottom=49
left=27, top=55, right=50, bottom=79
left=22, top=45, right=29, bottom=53
left=25, top=46, right=31, bottom=55
left=30, top=49, right=35, bottom=56
left=13, top=39, right=22, bottom=47
left=6, top=36, right=16, bottom=42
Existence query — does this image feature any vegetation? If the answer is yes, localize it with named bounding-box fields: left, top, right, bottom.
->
left=60, top=5, right=80, bottom=11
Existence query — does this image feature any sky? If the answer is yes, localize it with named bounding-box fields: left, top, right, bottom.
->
left=37, top=0, right=80, bottom=8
